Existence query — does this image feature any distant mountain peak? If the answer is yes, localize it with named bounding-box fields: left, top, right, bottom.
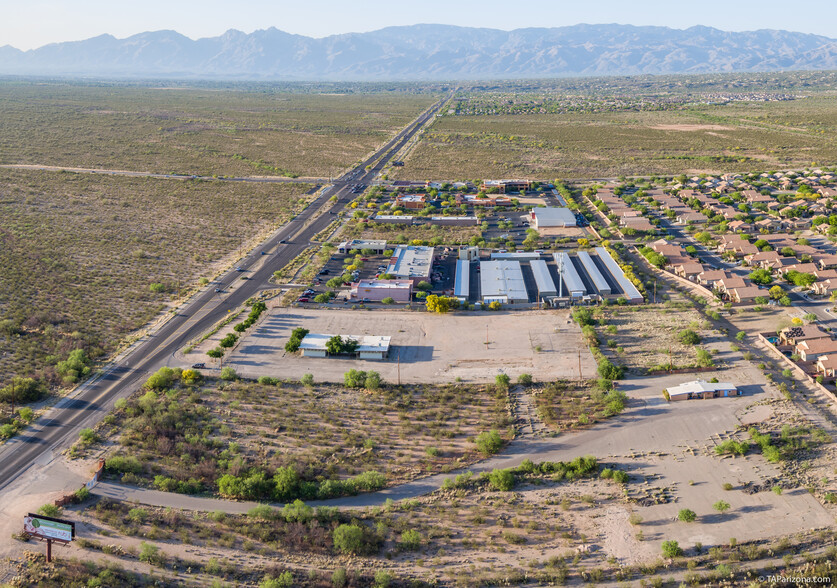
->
left=2, top=23, right=836, bottom=80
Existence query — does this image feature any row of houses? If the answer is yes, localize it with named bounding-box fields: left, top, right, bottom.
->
left=777, top=324, right=837, bottom=377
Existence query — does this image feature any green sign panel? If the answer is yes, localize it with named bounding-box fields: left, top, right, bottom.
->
left=24, top=514, right=74, bottom=542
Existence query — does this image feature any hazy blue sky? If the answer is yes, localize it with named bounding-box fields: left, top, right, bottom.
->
left=2, top=0, right=834, bottom=50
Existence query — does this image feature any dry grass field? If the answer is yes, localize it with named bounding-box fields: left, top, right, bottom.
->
left=102, top=375, right=510, bottom=498
left=0, top=82, right=435, bottom=178
left=393, top=96, right=837, bottom=180
left=339, top=218, right=482, bottom=245
left=0, top=168, right=312, bottom=384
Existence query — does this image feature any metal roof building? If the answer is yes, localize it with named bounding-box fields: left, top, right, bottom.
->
left=298, top=333, right=392, bottom=360
left=530, top=259, right=556, bottom=298
left=454, top=259, right=470, bottom=302
left=386, top=245, right=435, bottom=284
left=337, top=239, right=388, bottom=254
left=479, top=260, right=528, bottom=303
left=595, top=247, right=643, bottom=303
left=666, top=380, right=739, bottom=401
left=553, top=252, right=586, bottom=298
left=490, top=251, right=541, bottom=260
left=530, top=207, right=577, bottom=228
left=577, top=251, right=611, bottom=295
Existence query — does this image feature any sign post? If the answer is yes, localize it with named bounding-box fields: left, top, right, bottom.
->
left=23, top=514, right=75, bottom=562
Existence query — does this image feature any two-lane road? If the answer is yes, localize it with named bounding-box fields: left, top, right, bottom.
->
left=0, top=96, right=449, bottom=492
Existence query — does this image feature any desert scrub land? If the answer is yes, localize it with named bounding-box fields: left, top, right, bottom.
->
left=339, top=218, right=482, bottom=246
left=593, top=300, right=716, bottom=374
left=533, top=379, right=628, bottom=432
left=102, top=371, right=511, bottom=502
left=0, top=81, right=436, bottom=178
left=27, top=455, right=837, bottom=587
left=0, top=168, right=312, bottom=386
left=393, top=95, right=837, bottom=180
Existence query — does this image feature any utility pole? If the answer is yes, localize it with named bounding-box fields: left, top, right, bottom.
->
left=397, top=350, right=401, bottom=386
left=578, top=349, right=582, bottom=382
left=10, top=377, right=14, bottom=418
left=654, top=280, right=657, bottom=304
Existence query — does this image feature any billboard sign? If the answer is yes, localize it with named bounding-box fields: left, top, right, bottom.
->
left=23, top=514, right=75, bottom=543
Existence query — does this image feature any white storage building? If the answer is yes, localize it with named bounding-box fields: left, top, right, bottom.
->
left=553, top=252, right=586, bottom=298
left=454, top=259, right=470, bottom=302
left=577, top=251, right=611, bottom=296
left=479, top=260, right=528, bottom=303
left=530, top=259, right=557, bottom=298
left=298, top=333, right=392, bottom=360
left=595, top=247, right=644, bottom=303
left=530, top=207, right=577, bottom=229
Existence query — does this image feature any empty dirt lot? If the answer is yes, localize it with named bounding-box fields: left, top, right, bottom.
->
left=223, top=308, right=597, bottom=383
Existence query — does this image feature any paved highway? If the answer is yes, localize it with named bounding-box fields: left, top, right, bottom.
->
left=0, top=96, right=448, bottom=492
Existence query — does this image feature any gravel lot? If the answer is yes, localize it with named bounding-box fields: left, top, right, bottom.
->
left=223, top=307, right=597, bottom=383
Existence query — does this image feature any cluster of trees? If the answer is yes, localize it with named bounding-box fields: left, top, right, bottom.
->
left=232, top=301, right=267, bottom=333
left=425, top=295, right=460, bottom=313
left=344, top=369, right=382, bottom=390
left=639, top=246, right=667, bottom=269
left=785, top=270, right=816, bottom=288
left=284, top=328, right=309, bottom=353
left=218, top=466, right=387, bottom=502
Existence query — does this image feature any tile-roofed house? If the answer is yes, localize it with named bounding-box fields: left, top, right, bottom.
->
left=797, top=338, right=837, bottom=362
left=697, top=270, right=733, bottom=287
left=779, top=324, right=831, bottom=346
left=730, top=286, right=766, bottom=304
left=715, top=277, right=748, bottom=293
left=815, top=355, right=837, bottom=378
left=674, top=262, right=705, bottom=280
left=727, top=220, right=753, bottom=233
left=811, top=279, right=837, bottom=296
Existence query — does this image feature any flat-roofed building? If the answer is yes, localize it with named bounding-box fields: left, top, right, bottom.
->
left=298, top=333, right=391, bottom=360
left=530, top=207, right=577, bottom=229
left=595, top=247, right=644, bottom=303
left=371, top=214, right=414, bottom=224
left=454, top=259, right=470, bottom=302
left=337, top=239, right=388, bottom=254
left=386, top=245, right=435, bottom=285
left=553, top=252, right=586, bottom=298
left=481, top=179, right=531, bottom=193
left=577, top=251, right=611, bottom=296
left=666, top=380, right=740, bottom=401
left=490, top=251, right=541, bottom=260
left=530, top=259, right=556, bottom=298
left=479, top=260, right=528, bottom=304
left=350, top=279, right=413, bottom=303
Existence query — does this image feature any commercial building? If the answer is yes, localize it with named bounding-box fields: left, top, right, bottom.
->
left=577, top=251, right=611, bottom=296
left=386, top=245, right=435, bottom=285
left=665, top=380, right=740, bottom=401
left=371, top=214, right=414, bottom=224
left=337, top=239, right=388, bottom=254
left=429, top=216, right=479, bottom=226
left=479, top=260, right=528, bottom=304
left=298, top=333, right=391, bottom=360
left=530, top=207, right=577, bottom=229
left=530, top=259, right=556, bottom=298
left=454, top=259, right=470, bottom=302
left=481, top=179, right=531, bottom=193
left=490, top=251, right=541, bottom=260
left=595, top=247, right=643, bottom=303
left=553, top=252, right=586, bottom=298
left=350, top=279, right=413, bottom=303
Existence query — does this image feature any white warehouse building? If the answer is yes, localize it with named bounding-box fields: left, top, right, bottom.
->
left=530, top=207, right=577, bottom=229
left=479, top=260, right=528, bottom=304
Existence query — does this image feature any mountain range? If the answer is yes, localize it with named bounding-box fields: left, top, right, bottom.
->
left=2, top=24, right=837, bottom=80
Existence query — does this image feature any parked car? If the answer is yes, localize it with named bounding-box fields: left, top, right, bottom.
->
left=297, top=297, right=310, bottom=303
left=191, top=363, right=206, bottom=369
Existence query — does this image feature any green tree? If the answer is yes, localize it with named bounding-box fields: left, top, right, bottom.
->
left=713, top=500, right=731, bottom=514
left=326, top=335, right=345, bottom=354
left=333, top=524, right=365, bottom=554
left=768, top=285, right=784, bottom=300
left=662, top=540, right=683, bottom=558
left=399, top=529, right=422, bottom=551
left=344, top=369, right=367, bottom=388
left=220, top=367, right=237, bottom=381
left=748, top=269, right=773, bottom=286
left=474, top=430, right=504, bottom=455
left=55, top=349, right=91, bottom=384
left=495, top=373, right=511, bottom=391
left=677, top=509, right=697, bottom=522
left=300, top=373, right=314, bottom=387
left=365, top=371, right=382, bottom=391
left=0, top=377, right=47, bottom=404
left=488, top=468, right=515, bottom=491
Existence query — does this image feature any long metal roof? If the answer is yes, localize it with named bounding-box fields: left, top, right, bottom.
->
left=553, top=252, right=586, bottom=296
left=454, top=259, right=470, bottom=300
left=530, top=259, right=556, bottom=296
left=479, top=260, right=528, bottom=301
left=386, top=245, right=435, bottom=280
left=577, top=250, right=611, bottom=295
left=595, top=247, right=643, bottom=302
left=531, top=207, right=577, bottom=227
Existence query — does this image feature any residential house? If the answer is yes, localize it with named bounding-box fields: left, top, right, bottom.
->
left=674, top=262, right=705, bottom=280
left=715, top=277, right=748, bottom=294
left=796, top=338, right=837, bottom=362
left=779, top=324, right=831, bottom=347
left=730, top=286, right=766, bottom=304
left=727, top=220, right=753, bottom=233
left=815, top=355, right=837, bottom=378
left=697, top=270, right=733, bottom=287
